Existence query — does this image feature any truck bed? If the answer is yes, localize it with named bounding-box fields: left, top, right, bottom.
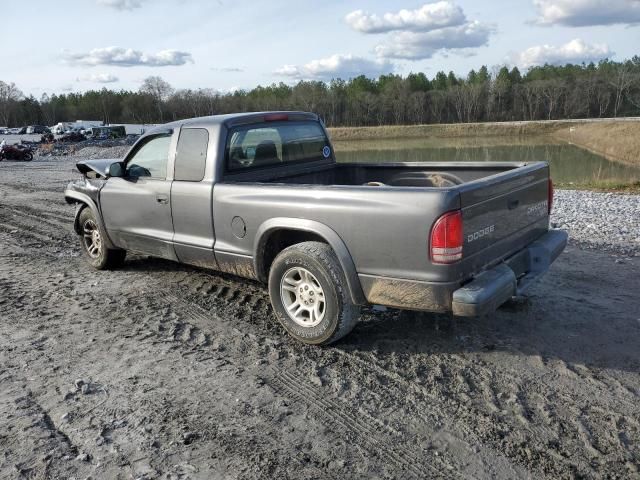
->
left=216, top=160, right=551, bottom=297
left=224, top=161, right=524, bottom=188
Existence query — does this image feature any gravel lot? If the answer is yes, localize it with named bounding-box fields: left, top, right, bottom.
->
left=553, top=189, right=640, bottom=256
left=0, top=154, right=638, bottom=479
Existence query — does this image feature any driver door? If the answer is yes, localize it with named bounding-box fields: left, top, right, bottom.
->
left=100, top=132, right=177, bottom=260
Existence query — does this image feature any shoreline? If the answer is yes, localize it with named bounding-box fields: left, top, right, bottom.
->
left=328, top=118, right=640, bottom=167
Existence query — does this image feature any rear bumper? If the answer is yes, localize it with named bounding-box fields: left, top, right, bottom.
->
left=359, top=229, right=568, bottom=315
left=452, top=229, right=568, bottom=316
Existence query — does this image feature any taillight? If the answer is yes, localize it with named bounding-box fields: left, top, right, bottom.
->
left=430, top=210, right=463, bottom=264
left=548, top=178, right=554, bottom=214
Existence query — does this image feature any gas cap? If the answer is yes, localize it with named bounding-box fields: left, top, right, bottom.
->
left=231, top=216, right=246, bottom=238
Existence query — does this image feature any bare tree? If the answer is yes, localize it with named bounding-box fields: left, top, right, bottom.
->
left=609, top=64, right=634, bottom=117
left=623, top=73, right=640, bottom=111
left=428, top=90, right=447, bottom=123
left=0, top=81, right=23, bottom=126
left=594, top=78, right=612, bottom=117
left=140, top=76, right=174, bottom=121
left=540, top=80, right=565, bottom=120
left=517, top=82, right=542, bottom=120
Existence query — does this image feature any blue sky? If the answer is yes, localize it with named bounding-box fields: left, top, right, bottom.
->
left=2, top=0, right=639, bottom=96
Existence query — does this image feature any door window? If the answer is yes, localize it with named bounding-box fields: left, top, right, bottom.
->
left=126, top=135, right=171, bottom=179
left=174, top=128, right=209, bottom=181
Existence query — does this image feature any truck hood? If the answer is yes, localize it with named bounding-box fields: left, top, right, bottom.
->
left=76, top=159, right=119, bottom=179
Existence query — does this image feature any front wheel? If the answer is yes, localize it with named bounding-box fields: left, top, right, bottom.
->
left=78, top=207, right=126, bottom=270
left=268, top=241, right=360, bottom=345
left=23, top=152, right=33, bottom=161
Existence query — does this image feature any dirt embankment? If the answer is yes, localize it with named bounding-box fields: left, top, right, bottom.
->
left=328, top=121, right=569, bottom=141
left=553, top=121, right=640, bottom=167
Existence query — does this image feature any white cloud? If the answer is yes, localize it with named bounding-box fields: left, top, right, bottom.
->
left=375, top=21, right=492, bottom=60
left=96, top=0, right=143, bottom=10
left=78, top=73, right=119, bottom=83
left=512, top=39, right=612, bottom=68
left=345, top=1, right=466, bottom=34
left=345, top=2, right=493, bottom=61
left=533, top=0, right=640, bottom=26
left=274, top=65, right=301, bottom=77
left=64, top=47, right=193, bottom=67
left=275, top=54, right=394, bottom=80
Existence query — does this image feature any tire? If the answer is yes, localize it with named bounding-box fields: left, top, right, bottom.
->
left=23, top=152, right=33, bottom=162
left=268, top=241, right=360, bottom=345
left=77, top=207, right=126, bottom=270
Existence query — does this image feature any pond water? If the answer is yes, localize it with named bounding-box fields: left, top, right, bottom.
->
left=332, top=137, right=640, bottom=185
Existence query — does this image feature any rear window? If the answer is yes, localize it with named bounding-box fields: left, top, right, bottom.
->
left=175, top=128, right=209, bottom=181
left=226, top=121, right=331, bottom=171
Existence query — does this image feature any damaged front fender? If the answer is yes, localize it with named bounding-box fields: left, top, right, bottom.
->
left=64, top=176, right=116, bottom=249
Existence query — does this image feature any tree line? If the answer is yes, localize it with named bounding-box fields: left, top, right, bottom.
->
left=1, top=57, right=640, bottom=128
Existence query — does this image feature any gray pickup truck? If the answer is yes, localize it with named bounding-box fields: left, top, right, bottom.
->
left=64, top=111, right=567, bottom=345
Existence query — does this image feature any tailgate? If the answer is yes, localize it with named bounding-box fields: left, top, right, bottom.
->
left=459, top=162, right=550, bottom=264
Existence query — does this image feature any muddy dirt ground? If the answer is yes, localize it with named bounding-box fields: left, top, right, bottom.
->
left=0, top=156, right=639, bottom=479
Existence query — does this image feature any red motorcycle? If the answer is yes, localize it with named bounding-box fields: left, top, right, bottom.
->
left=0, top=143, right=34, bottom=162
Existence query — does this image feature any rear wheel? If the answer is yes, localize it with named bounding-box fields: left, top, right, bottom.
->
left=23, top=152, right=33, bottom=162
left=78, top=207, right=126, bottom=270
left=268, top=241, right=360, bottom=345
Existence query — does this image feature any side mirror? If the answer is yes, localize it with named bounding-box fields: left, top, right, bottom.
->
left=107, top=161, right=125, bottom=178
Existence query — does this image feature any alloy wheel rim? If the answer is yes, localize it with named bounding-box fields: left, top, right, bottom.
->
left=280, top=267, right=326, bottom=327
left=83, top=219, right=102, bottom=258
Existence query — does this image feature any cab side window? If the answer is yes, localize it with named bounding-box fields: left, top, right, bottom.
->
left=174, top=128, right=209, bottom=181
left=126, top=135, right=171, bottom=179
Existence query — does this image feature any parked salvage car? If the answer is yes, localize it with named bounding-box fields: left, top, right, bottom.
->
left=64, top=111, right=567, bottom=345
left=58, top=131, right=87, bottom=143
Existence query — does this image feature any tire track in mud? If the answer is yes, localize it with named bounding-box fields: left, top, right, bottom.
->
left=0, top=389, right=80, bottom=480
left=153, top=274, right=638, bottom=477
left=163, top=263, right=638, bottom=477
left=0, top=181, right=68, bottom=196
left=3, top=204, right=73, bottom=225
left=158, top=290, right=451, bottom=479
left=0, top=253, right=408, bottom=478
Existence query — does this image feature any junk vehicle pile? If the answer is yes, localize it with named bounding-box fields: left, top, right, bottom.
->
left=19, top=131, right=140, bottom=158
left=2, top=122, right=154, bottom=158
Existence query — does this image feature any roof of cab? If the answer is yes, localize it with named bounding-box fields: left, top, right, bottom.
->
left=145, top=111, right=319, bottom=135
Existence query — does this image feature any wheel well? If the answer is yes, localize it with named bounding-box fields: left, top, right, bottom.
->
left=259, top=230, right=326, bottom=281
left=72, top=201, right=89, bottom=234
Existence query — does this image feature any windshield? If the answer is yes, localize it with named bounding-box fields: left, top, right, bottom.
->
left=226, top=121, right=332, bottom=171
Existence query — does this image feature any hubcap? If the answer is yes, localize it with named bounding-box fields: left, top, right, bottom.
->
left=280, top=267, right=326, bottom=327
left=83, top=219, right=102, bottom=258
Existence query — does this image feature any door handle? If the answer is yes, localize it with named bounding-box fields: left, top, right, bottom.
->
left=156, top=195, right=169, bottom=205
left=507, top=199, right=519, bottom=210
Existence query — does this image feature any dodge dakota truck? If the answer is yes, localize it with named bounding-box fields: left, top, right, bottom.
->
left=64, top=111, right=567, bottom=345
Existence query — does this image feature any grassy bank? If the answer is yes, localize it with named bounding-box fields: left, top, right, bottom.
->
left=328, top=120, right=569, bottom=141
left=553, top=121, right=640, bottom=167
left=555, top=180, right=640, bottom=193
